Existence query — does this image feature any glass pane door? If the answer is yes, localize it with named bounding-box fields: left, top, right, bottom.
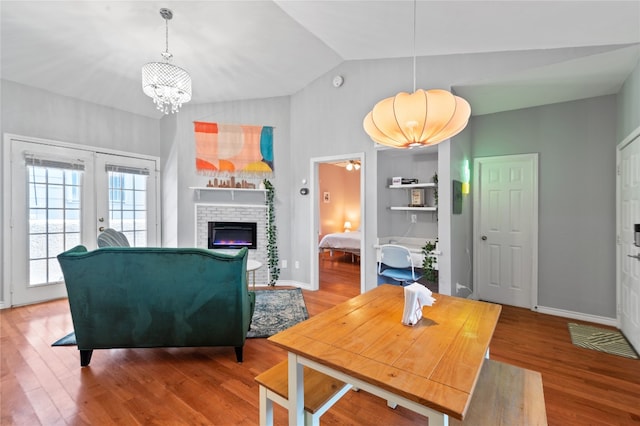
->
left=10, top=139, right=96, bottom=305
left=27, top=163, right=83, bottom=285
left=96, top=153, right=158, bottom=247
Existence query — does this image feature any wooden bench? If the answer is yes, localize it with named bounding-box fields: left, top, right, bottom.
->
left=255, top=359, right=352, bottom=426
left=450, top=359, right=548, bottom=425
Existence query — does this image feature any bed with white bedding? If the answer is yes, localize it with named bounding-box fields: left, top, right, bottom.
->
left=318, top=231, right=361, bottom=257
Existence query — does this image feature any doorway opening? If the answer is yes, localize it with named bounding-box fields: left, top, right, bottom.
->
left=309, top=153, right=365, bottom=295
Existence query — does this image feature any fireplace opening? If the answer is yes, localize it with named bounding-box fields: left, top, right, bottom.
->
left=208, top=221, right=257, bottom=249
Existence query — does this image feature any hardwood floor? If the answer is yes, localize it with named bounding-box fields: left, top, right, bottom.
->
left=2, top=259, right=639, bottom=425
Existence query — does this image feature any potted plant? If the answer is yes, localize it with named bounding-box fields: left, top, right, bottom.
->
left=421, top=239, right=438, bottom=284
left=432, top=172, right=438, bottom=207
left=263, top=179, right=280, bottom=286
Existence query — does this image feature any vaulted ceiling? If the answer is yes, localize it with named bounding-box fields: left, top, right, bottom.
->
left=2, top=1, right=639, bottom=118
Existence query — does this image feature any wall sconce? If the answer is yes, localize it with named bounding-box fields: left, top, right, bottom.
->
left=344, top=221, right=352, bottom=232
left=462, top=159, right=470, bottom=195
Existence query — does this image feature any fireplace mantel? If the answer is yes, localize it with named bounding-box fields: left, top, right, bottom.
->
left=189, top=186, right=267, bottom=201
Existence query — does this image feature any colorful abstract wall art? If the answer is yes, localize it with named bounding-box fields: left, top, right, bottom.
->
left=194, top=121, right=274, bottom=177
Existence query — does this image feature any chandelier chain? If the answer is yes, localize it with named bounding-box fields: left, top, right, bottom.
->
left=165, top=17, right=169, bottom=54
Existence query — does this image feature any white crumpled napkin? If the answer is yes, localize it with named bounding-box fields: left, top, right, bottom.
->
left=402, top=283, right=436, bottom=326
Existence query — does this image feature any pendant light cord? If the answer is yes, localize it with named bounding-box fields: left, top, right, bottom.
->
left=412, top=0, right=416, bottom=92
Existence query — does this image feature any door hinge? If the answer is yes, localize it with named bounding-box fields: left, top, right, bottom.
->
left=617, top=234, right=621, bottom=245
left=617, top=164, right=621, bottom=176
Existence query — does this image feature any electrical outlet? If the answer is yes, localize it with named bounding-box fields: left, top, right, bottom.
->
left=281, top=260, right=287, bottom=268
left=411, top=214, right=417, bottom=223
left=294, top=261, right=300, bottom=269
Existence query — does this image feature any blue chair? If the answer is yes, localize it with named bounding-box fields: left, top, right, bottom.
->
left=97, top=228, right=130, bottom=247
left=377, top=244, right=422, bottom=286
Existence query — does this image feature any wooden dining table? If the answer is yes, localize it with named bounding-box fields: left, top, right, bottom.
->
left=268, top=284, right=502, bottom=425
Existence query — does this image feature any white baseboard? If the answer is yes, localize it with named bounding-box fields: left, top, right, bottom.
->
left=263, top=279, right=313, bottom=291
left=535, top=305, right=618, bottom=327
left=455, top=288, right=474, bottom=299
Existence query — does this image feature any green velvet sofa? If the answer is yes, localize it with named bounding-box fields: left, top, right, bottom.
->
left=57, top=245, right=255, bottom=366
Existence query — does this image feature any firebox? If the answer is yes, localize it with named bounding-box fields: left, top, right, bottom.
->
left=208, top=221, right=257, bottom=249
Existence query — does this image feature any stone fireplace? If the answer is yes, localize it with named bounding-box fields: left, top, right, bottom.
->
left=196, top=203, right=268, bottom=285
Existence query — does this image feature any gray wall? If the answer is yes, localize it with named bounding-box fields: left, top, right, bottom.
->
left=376, top=149, right=438, bottom=239
left=286, top=51, right=516, bottom=291
left=0, top=80, right=160, bottom=305
left=2, top=49, right=638, bottom=316
left=160, top=115, right=179, bottom=247
left=284, top=48, right=620, bottom=292
left=471, top=95, right=617, bottom=317
left=164, top=97, right=292, bottom=273
left=1, top=81, right=160, bottom=155
left=449, top=129, right=474, bottom=297
left=617, top=57, right=640, bottom=140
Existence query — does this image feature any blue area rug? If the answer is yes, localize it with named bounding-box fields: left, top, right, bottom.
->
left=247, top=288, right=309, bottom=338
left=52, top=288, right=309, bottom=345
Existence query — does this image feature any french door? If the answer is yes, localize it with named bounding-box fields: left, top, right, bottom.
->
left=95, top=153, right=158, bottom=247
left=7, top=136, right=159, bottom=306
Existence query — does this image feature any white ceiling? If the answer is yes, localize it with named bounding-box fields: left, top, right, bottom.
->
left=2, top=1, right=639, bottom=118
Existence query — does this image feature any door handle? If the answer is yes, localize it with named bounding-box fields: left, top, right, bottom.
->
left=628, top=254, right=640, bottom=261
left=481, top=235, right=487, bottom=241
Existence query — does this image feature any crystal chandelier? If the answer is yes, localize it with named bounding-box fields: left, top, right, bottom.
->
left=142, top=8, right=191, bottom=114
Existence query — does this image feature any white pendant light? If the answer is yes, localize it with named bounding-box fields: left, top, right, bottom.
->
left=363, top=1, right=470, bottom=148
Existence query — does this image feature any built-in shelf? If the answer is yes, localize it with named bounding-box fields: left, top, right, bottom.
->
left=388, top=182, right=436, bottom=189
left=189, top=186, right=267, bottom=201
left=388, top=182, right=437, bottom=211
left=390, top=206, right=437, bottom=212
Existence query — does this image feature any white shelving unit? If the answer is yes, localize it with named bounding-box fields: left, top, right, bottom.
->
left=388, top=182, right=436, bottom=189
left=189, top=186, right=267, bottom=201
left=390, top=206, right=437, bottom=212
left=388, top=182, right=437, bottom=211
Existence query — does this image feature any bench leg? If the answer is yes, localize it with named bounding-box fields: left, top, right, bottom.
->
left=304, top=412, right=319, bottom=426
left=428, top=413, right=449, bottom=426
left=259, top=385, right=273, bottom=426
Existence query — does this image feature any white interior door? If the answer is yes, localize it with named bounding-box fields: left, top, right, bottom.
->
left=7, top=137, right=160, bottom=306
left=474, top=154, right=538, bottom=308
left=618, top=133, right=640, bottom=353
